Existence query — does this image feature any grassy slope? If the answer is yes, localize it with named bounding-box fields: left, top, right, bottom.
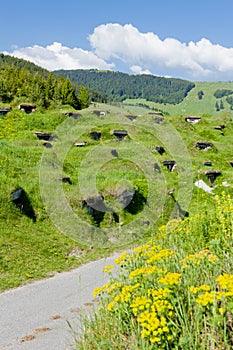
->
left=124, top=81, right=233, bottom=116
left=0, top=97, right=233, bottom=292
left=0, top=107, right=117, bottom=291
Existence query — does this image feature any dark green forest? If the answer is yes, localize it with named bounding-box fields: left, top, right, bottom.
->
left=0, top=54, right=90, bottom=110
left=54, top=69, right=195, bottom=104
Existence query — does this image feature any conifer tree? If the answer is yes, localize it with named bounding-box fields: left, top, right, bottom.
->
left=78, top=86, right=89, bottom=109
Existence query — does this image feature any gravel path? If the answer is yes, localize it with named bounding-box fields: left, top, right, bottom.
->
left=0, top=252, right=122, bottom=350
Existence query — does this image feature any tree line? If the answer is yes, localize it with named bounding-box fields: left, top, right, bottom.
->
left=213, top=88, right=233, bottom=110
left=53, top=69, right=195, bottom=105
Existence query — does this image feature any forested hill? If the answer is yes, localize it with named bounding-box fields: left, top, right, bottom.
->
left=0, top=54, right=90, bottom=110
left=0, top=53, right=49, bottom=78
left=53, top=69, right=195, bottom=104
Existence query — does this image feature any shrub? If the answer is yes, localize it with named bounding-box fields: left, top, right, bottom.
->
left=76, top=192, right=233, bottom=349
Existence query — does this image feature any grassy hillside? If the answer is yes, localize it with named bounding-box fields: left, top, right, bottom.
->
left=0, top=101, right=233, bottom=291
left=124, top=81, right=233, bottom=116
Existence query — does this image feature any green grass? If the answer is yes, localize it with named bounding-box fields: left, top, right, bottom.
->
left=124, top=81, right=233, bottom=116
left=0, top=101, right=233, bottom=292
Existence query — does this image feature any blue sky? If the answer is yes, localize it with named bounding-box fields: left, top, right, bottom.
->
left=1, top=0, right=233, bottom=81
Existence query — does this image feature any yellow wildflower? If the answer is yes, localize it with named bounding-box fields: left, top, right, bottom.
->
left=158, top=272, right=181, bottom=286
left=216, top=274, right=233, bottom=291
left=150, top=336, right=160, bottom=343
left=102, top=264, right=115, bottom=273
left=107, top=301, right=117, bottom=311
left=92, top=282, right=110, bottom=297
left=195, top=291, right=225, bottom=306
left=146, top=249, right=175, bottom=264
left=181, top=250, right=218, bottom=268
left=129, top=265, right=161, bottom=279
left=114, top=252, right=128, bottom=265
left=190, top=285, right=211, bottom=294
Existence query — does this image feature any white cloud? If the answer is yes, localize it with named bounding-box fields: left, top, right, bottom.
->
left=3, top=23, right=233, bottom=81
left=89, top=23, right=233, bottom=81
left=4, top=42, right=115, bottom=71
left=130, top=65, right=151, bottom=75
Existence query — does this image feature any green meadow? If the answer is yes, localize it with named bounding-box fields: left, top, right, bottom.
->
left=0, top=101, right=233, bottom=292
left=1, top=95, right=233, bottom=348
left=124, top=81, right=233, bottom=116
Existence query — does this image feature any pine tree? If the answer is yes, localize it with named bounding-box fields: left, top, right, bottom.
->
left=197, top=90, right=204, bottom=100
left=61, top=78, right=79, bottom=108
left=0, top=80, right=12, bottom=102
left=78, top=86, right=89, bottom=109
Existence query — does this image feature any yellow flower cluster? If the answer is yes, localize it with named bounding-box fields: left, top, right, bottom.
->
left=190, top=274, right=233, bottom=308
left=105, top=281, right=123, bottom=294
left=93, top=282, right=110, bottom=297
left=148, top=288, right=174, bottom=316
left=146, top=249, right=175, bottom=264
left=114, top=283, right=140, bottom=303
left=215, top=192, right=233, bottom=213
left=107, top=301, right=117, bottom=311
left=93, top=242, right=183, bottom=345
left=133, top=242, right=160, bottom=254
left=93, top=281, right=123, bottom=297
left=215, top=192, right=233, bottom=236
left=91, top=192, right=233, bottom=347
left=189, top=284, right=211, bottom=294
left=129, top=265, right=165, bottom=280
left=181, top=249, right=218, bottom=268
left=138, top=311, right=170, bottom=343
left=133, top=243, right=169, bottom=263
left=130, top=295, right=152, bottom=313
left=195, top=291, right=218, bottom=306
left=216, top=273, right=233, bottom=292
left=102, top=264, right=115, bottom=273
left=114, top=252, right=128, bottom=266
left=148, top=287, right=171, bottom=300
left=130, top=287, right=174, bottom=345
left=157, top=272, right=181, bottom=286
